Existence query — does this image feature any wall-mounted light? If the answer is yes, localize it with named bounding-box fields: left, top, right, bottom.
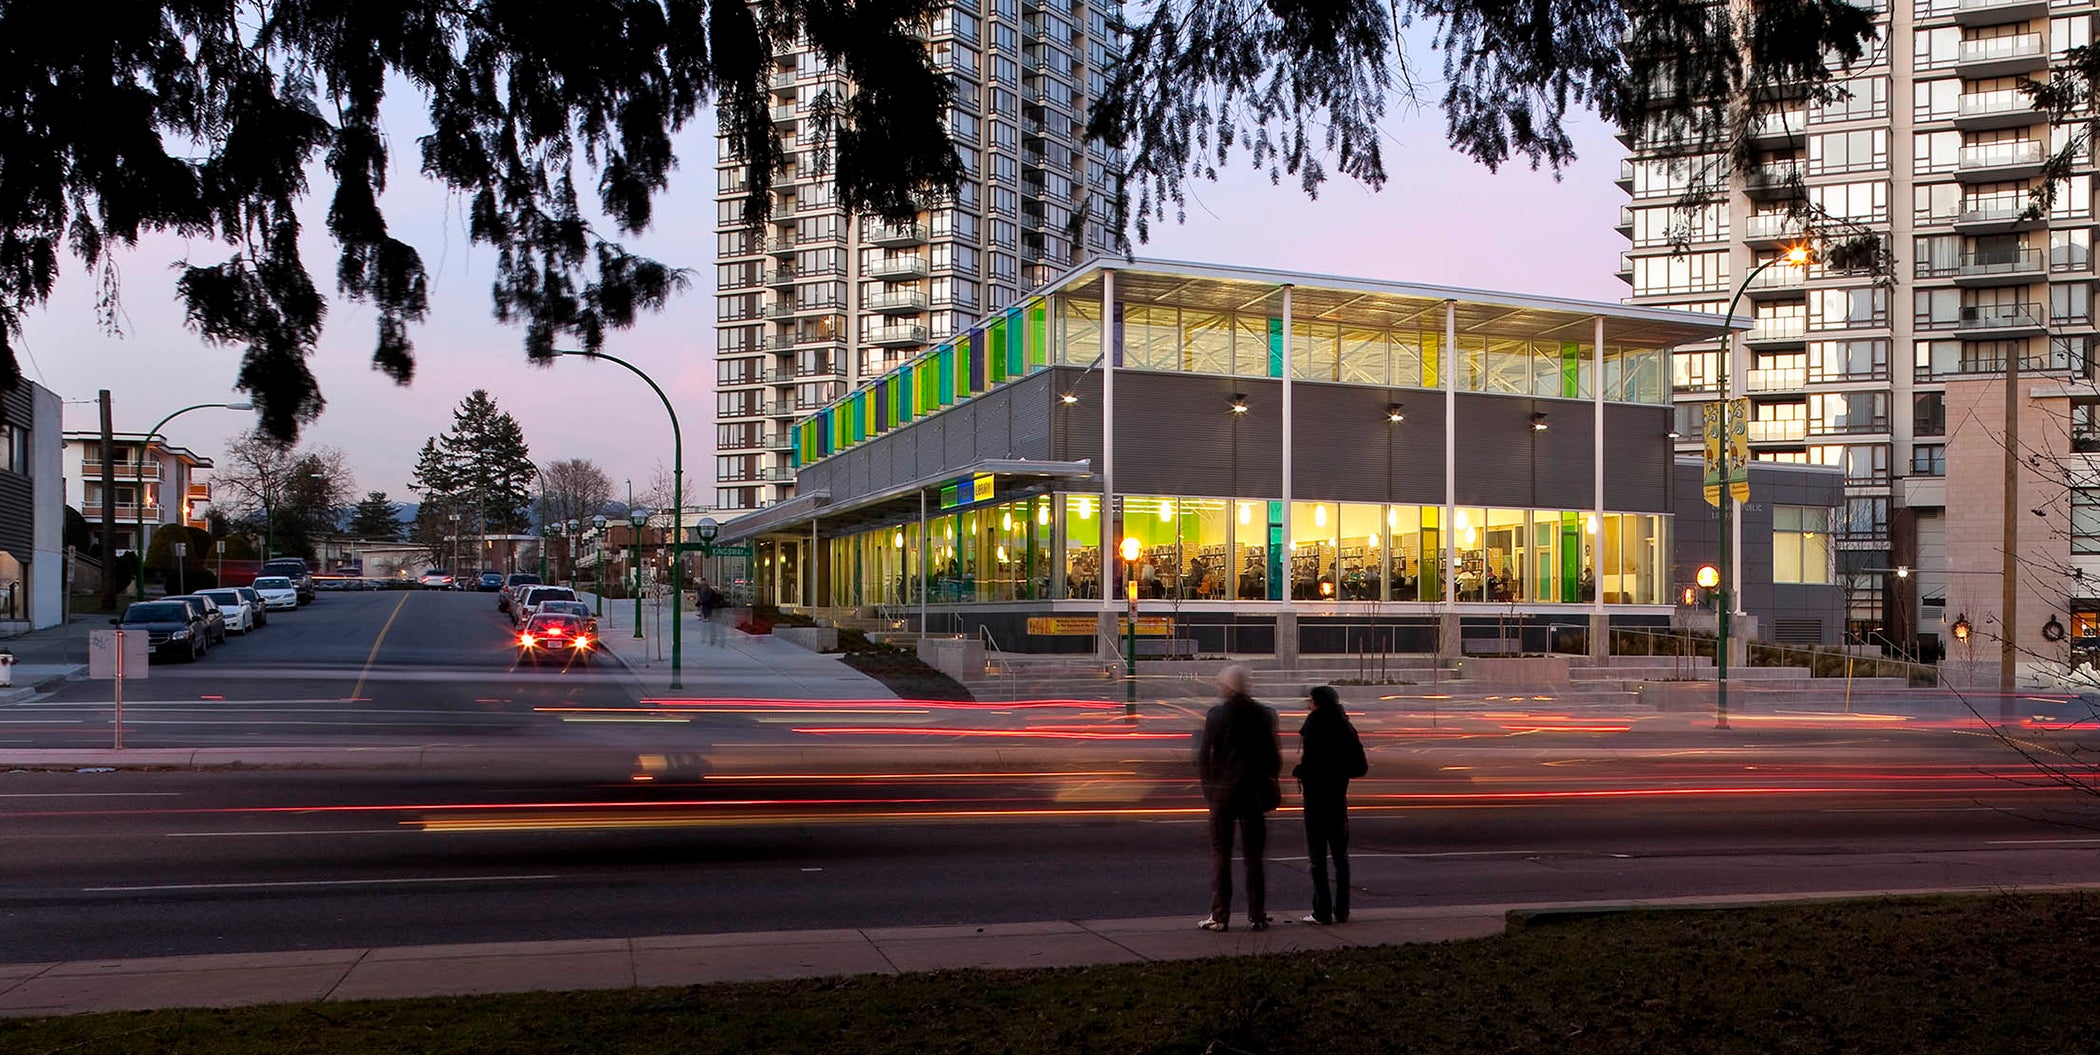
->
left=1386, top=402, right=1405, bottom=423
left=1952, top=613, right=1972, bottom=642
left=1530, top=412, right=1550, bottom=432
left=1060, top=393, right=1079, bottom=405
left=1666, top=430, right=1682, bottom=440
left=1229, top=393, right=1249, bottom=414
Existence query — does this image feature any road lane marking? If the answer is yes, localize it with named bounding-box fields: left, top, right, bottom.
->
left=1986, top=837, right=2100, bottom=845
left=351, top=590, right=413, bottom=702
left=83, top=874, right=562, bottom=893
left=166, top=829, right=416, bottom=838
left=0, top=793, right=181, bottom=798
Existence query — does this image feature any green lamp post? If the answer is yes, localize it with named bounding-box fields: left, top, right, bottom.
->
left=629, top=506, right=650, bottom=639
left=539, top=524, right=552, bottom=583
left=565, top=519, right=579, bottom=585
left=592, top=514, right=608, bottom=616
left=134, top=400, right=252, bottom=602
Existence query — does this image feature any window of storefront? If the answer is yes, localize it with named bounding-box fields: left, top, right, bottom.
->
left=1290, top=501, right=1338, bottom=599
left=1063, top=493, right=1101, bottom=597
left=1773, top=505, right=1834, bottom=582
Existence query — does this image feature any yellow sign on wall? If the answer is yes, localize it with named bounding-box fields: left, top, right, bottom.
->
left=1027, top=616, right=1175, bottom=636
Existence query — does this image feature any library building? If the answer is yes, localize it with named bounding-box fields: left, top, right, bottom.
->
left=719, top=258, right=1725, bottom=656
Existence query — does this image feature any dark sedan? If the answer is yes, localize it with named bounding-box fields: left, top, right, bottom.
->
left=164, top=595, right=228, bottom=647
left=115, top=601, right=208, bottom=661
left=477, top=572, right=505, bottom=592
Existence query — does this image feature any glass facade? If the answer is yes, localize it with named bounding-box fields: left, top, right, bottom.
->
left=820, top=492, right=1669, bottom=608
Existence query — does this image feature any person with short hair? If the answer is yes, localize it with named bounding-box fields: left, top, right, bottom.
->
left=1293, top=685, right=1368, bottom=924
left=1195, top=664, right=1282, bottom=932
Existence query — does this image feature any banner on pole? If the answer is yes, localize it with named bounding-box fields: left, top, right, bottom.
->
left=1701, top=399, right=1752, bottom=507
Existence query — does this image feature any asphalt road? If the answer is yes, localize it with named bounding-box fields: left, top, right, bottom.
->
left=8, top=594, right=2100, bottom=964
left=1, top=589, right=639, bottom=748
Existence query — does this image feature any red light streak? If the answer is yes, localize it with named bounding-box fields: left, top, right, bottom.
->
left=790, top=727, right=1190, bottom=740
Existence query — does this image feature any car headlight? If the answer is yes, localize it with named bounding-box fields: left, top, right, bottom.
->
left=170, top=630, right=190, bottom=640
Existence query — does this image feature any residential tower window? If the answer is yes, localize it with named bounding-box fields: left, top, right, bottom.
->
left=1773, top=505, right=1832, bottom=583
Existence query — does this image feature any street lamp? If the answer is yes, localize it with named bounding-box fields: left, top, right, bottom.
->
left=592, top=514, right=609, bottom=616
left=629, top=506, right=651, bottom=639
left=1711, top=242, right=1813, bottom=729
left=558, top=348, right=685, bottom=687
left=134, top=401, right=252, bottom=602
left=539, top=524, right=553, bottom=583
left=565, top=519, right=579, bottom=585
left=1120, top=534, right=1142, bottom=713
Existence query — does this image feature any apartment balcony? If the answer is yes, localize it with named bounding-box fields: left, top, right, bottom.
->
left=1952, top=201, right=2045, bottom=232
left=765, top=266, right=799, bottom=288
left=1745, top=109, right=1806, bottom=148
left=1613, top=206, right=1634, bottom=236
left=769, top=71, right=798, bottom=90
left=718, top=434, right=768, bottom=452
left=1950, top=0, right=2049, bottom=27
left=795, top=361, right=848, bottom=380
left=758, top=466, right=796, bottom=483
left=863, top=256, right=930, bottom=280
left=1956, top=32, right=2047, bottom=77
left=1955, top=302, right=2047, bottom=336
left=770, top=103, right=798, bottom=125
left=77, top=502, right=162, bottom=521
left=766, top=235, right=800, bottom=256
left=1745, top=318, right=1809, bottom=347
left=1746, top=419, right=1809, bottom=443
left=1953, top=89, right=2041, bottom=131
left=766, top=433, right=796, bottom=452
left=1744, top=267, right=1808, bottom=298
left=1744, top=160, right=1806, bottom=199
left=864, top=290, right=929, bottom=314
left=79, top=460, right=159, bottom=481
left=863, top=221, right=928, bottom=247
left=1955, top=138, right=2046, bottom=181
left=1745, top=366, right=1809, bottom=392
left=1614, top=157, right=1636, bottom=191
left=1742, top=212, right=1808, bottom=247
left=1953, top=247, right=2046, bottom=286
left=866, top=324, right=930, bottom=347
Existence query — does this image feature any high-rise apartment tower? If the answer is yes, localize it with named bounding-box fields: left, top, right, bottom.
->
left=713, top=0, right=1122, bottom=510
left=1617, top=0, right=2098, bottom=650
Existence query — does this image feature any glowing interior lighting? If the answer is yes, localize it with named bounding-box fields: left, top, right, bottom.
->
left=1002, top=511, right=1013, bottom=531
left=1076, top=496, right=1093, bottom=520
left=1037, top=504, right=1050, bottom=525
left=1158, top=500, right=1174, bottom=521
left=1463, top=527, right=1478, bottom=547
left=1586, top=514, right=1598, bottom=535
left=1313, top=504, right=1327, bottom=528
left=893, top=530, right=905, bottom=548
left=996, top=545, right=1008, bottom=562
left=1368, top=533, right=1379, bottom=549
left=944, top=524, right=954, bottom=540
left=1238, top=502, right=1253, bottom=525
left=1455, top=509, right=1469, bottom=532
left=1387, top=508, right=1398, bottom=530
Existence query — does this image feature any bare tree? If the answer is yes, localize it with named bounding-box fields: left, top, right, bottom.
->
left=536, top=458, right=616, bottom=531
left=213, top=431, right=355, bottom=557
left=643, top=460, right=693, bottom=515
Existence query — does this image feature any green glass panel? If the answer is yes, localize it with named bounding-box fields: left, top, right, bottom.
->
left=1267, top=318, right=1283, bottom=378
left=1560, top=511, right=1581, bottom=603
left=1561, top=341, right=1581, bottom=399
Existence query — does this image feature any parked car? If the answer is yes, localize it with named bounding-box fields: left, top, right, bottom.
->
left=115, top=600, right=208, bottom=662
left=252, top=576, right=300, bottom=611
left=499, top=573, right=543, bottom=614
left=164, top=594, right=228, bottom=647
left=515, top=611, right=594, bottom=667
left=511, top=585, right=579, bottom=626
left=197, top=588, right=258, bottom=634
left=477, top=572, right=505, bottom=592
left=260, top=558, right=316, bottom=604
left=234, top=586, right=269, bottom=628
left=419, top=568, right=455, bottom=590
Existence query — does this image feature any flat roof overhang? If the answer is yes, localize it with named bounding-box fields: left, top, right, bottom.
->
left=719, top=458, right=1095, bottom=544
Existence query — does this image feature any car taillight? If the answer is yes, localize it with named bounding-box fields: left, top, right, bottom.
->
left=519, top=634, right=535, bottom=647
left=576, top=636, right=592, bottom=648
left=545, top=626, right=564, bottom=636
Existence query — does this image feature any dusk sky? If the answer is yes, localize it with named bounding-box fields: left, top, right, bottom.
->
left=20, top=78, right=1627, bottom=513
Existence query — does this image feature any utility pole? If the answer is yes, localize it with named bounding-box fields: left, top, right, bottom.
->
left=97, top=391, right=118, bottom=611
left=2001, top=341, right=2020, bottom=716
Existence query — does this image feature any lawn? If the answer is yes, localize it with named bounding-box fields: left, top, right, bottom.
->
left=8, top=893, right=2100, bottom=1053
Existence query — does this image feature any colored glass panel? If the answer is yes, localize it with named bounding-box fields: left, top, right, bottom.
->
left=1027, top=301, right=1048, bottom=369
left=1423, top=333, right=1441, bottom=388
left=989, top=319, right=1009, bottom=383
left=938, top=347, right=955, bottom=404
left=1267, top=318, right=1283, bottom=378
left=1561, top=341, right=1581, bottom=399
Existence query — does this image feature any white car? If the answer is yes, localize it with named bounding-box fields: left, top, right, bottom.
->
left=419, top=568, right=456, bottom=590
left=198, top=588, right=258, bottom=634
left=252, top=576, right=300, bottom=611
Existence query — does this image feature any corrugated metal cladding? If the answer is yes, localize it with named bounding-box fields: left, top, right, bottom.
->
left=1451, top=394, right=1595, bottom=509
left=1294, top=383, right=1444, bottom=503
left=1046, top=366, right=1102, bottom=472
left=0, top=383, right=34, bottom=558
left=1601, top=404, right=1674, bottom=512
left=1111, top=373, right=1283, bottom=497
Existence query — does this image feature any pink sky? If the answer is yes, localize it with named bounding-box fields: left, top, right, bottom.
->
left=17, top=96, right=1626, bottom=511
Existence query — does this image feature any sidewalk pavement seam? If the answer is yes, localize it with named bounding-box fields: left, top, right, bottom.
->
left=317, top=948, right=372, bottom=1003
left=1075, top=921, right=1157, bottom=963
left=858, top=929, right=905, bottom=975
left=0, top=962, right=58, bottom=1001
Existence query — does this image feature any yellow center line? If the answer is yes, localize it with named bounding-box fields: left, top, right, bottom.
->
left=351, top=591, right=412, bottom=701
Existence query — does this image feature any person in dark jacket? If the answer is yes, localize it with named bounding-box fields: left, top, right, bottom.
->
left=1195, top=664, right=1282, bottom=931
left=1292, top=684, right=1368, bottom=924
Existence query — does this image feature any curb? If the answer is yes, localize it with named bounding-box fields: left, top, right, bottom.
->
left=1500, top=883, right=2100, bottom=930
left=0, top=665, right=84, bottom=706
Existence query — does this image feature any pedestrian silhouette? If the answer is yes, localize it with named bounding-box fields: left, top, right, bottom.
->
left=1292, top=685, right=1368, bottom=924
left=1195, top=664, right=1282, bottom=931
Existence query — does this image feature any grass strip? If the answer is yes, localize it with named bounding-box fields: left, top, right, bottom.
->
left=8, top=892, right=2100, bottom=1053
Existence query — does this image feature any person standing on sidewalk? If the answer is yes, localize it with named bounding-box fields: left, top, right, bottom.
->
left=1195, top=664, right=1281, bottom=932
left=1293, top=685, right=1367, bottom=925
left=696, top=579, right=725, bottom=646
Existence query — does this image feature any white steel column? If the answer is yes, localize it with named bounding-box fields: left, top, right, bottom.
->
left=1593, top=315, right=1607, bottom=622
left=1443, top=299, right=1457, bottom=613
left=1280, top=284, right=1295, bottom=596
left=1101, top=268, right=1117, bottom=616
left=918, top=488, right=929, bottom=633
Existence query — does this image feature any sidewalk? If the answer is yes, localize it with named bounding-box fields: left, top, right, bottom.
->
left=574, top=590, right=896, bottom=700
left=8, top=882, right=2095, bottom=1018
left=0, top=617, right=94, bottom=704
